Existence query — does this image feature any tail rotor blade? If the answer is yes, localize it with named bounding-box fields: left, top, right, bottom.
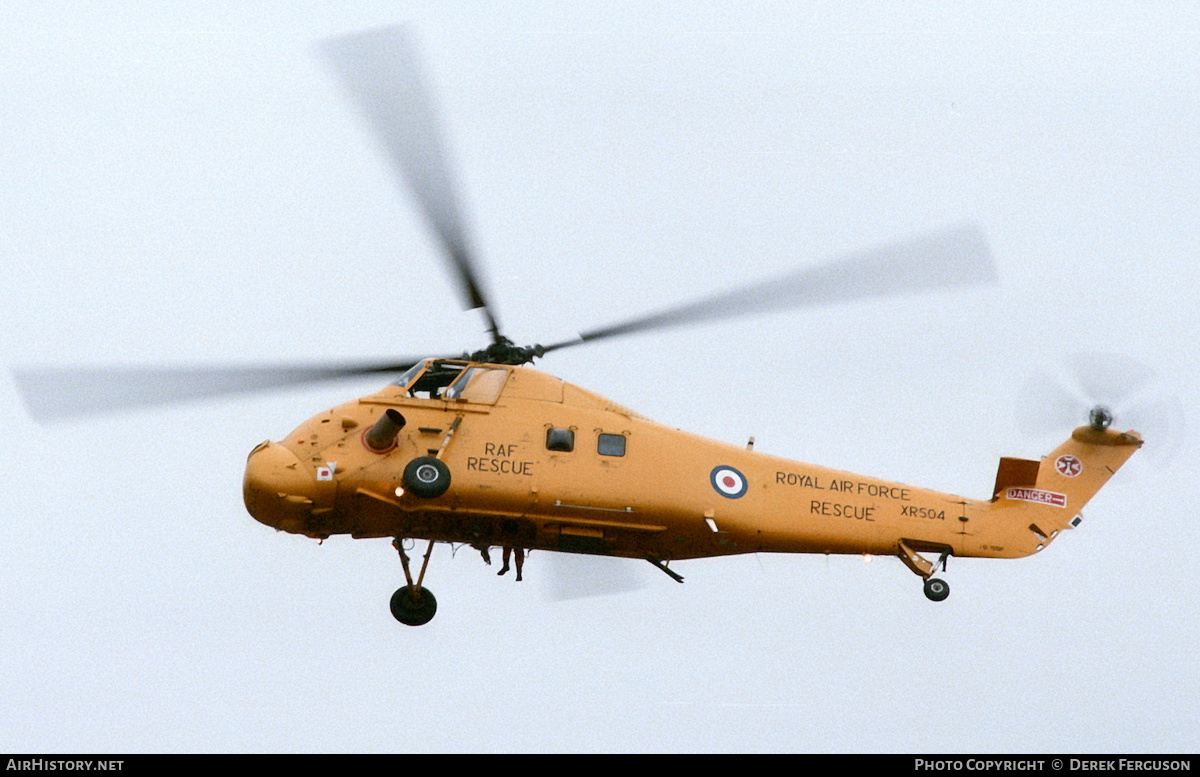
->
left=1015, top=372, right=1090, bottom=438
left=1067, top=352, right=1157, bottom=413
left=1120, top=395, right=1186, bottom=469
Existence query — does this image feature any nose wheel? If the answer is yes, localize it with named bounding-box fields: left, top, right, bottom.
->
left=391, top=538, right=438, bottom=626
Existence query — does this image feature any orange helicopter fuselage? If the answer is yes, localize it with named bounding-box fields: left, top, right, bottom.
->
left=243, top=360, right=1140, bottom=568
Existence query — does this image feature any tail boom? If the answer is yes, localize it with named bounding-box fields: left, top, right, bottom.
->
left=964, top=425, right=1142, bottom=559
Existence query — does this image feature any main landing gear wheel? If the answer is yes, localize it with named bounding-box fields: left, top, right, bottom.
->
left=390, top=585, right=438, bottom=626
left=923, top=577, right=950, bottom=602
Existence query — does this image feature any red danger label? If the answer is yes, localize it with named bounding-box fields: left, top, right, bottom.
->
left=1006, top=487, right=1067, bottom=508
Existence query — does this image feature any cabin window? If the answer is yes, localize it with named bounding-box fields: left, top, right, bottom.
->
left=597, top=433, right=626, bottom=457
left=546, top=428, right=574, bottom=452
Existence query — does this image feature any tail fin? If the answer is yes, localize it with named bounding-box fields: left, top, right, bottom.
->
left=1035, top=426, right=1142, bottom=517
left=985, top=425, right=1141, bottom=555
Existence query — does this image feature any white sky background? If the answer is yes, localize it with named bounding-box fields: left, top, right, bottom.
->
left=2, top=1, right=1198, bottom=753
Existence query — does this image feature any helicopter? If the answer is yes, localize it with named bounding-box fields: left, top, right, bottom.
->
left=14, top=27, right=1142, bottom=626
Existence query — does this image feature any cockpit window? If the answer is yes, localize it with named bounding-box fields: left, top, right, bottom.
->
left=390, top=361, right=430, bottom=389
left=444, top=367, right=507, bottom=404
left=388, top=360, right=505, bottom=402
left=393, top=361, right=467, bottom=399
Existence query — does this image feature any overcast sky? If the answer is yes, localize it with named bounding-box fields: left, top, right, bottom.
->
left=2, top=1, right=1198, bottom=753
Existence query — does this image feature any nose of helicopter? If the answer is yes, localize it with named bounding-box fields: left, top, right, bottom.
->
left=243, top=441, right=318, bottom=533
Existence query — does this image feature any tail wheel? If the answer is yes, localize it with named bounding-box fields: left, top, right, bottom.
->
left=390, top=585, right=438, bottom=626
left=402, top=456, right=451, bottom=498
left=923, top=577, right=950, bottom=602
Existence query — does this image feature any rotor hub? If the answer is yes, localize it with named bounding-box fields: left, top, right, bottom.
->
left=466, top=337, right=546, bottom=365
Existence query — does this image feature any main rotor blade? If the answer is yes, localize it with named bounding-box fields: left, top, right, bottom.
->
left=541, top=552, right=649, bottom=601
left=542, top=224, right=995, bottom=354
left=13, top=359, right=429, bottom=422
left=318, top=26, right=502, bottom=341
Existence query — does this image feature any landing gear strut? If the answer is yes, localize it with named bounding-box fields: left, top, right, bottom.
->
left=898, top=540, right=952, bottom=603
left=391, top=538, right=438, bottom=626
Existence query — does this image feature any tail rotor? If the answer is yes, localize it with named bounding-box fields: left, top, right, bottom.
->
left=1016, top=352, right=1185, bottom=475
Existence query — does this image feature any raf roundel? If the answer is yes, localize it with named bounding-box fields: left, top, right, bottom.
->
left=710, top=465, right=749, bottom=499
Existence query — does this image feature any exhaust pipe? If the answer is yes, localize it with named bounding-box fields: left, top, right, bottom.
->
left=365, top=409, right=406, bottom=452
